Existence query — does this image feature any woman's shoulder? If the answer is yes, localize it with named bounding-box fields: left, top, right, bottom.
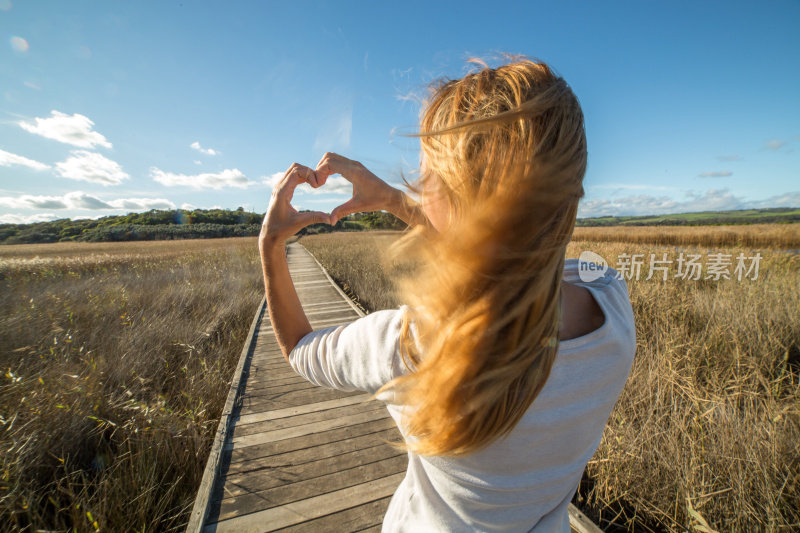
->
left=563, top=257, right=631, bottom=305
left=559, top=258, right=636, bottom=353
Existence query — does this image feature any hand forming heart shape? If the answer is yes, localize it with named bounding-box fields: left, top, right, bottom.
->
left=259, top=152, right=401, bottom=244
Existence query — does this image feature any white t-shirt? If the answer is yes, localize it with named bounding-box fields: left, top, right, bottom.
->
left=289, top=259, right=636, bottom=532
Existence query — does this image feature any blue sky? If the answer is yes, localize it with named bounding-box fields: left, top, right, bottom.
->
left=1, top=1, right=798, bottom=224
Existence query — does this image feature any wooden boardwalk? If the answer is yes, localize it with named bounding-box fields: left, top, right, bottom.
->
left=187, top=242, right=600, bottom=533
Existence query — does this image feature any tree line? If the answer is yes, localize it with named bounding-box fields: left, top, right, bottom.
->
left=0, top=208, right=407, bottom=245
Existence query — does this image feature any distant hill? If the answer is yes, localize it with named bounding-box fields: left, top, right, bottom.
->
left=576, top=207, right=800, bottom=226
left=0, top=208, right=405, bottom=245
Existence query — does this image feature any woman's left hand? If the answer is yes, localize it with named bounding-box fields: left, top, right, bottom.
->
left=259, top=163, right=331, bottom=246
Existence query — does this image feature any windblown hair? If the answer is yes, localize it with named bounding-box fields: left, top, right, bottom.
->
left=382, top=57, right=587, bottom=456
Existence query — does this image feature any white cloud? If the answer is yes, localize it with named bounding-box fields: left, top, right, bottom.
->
left=698, top=171, right=732, bottom=178
left=0, top=213, right=59, bottom=224
left=589, top=183, right=677, bottom=192
left=190, top=141, right=219, bottom=156
left=10, top=36, right=28, bottom=53
left=107, top=197, right=175, bottom=210
left=764, top=139, right=786, bottom=151
left=0, top=191, right=174, bottom=211
left=0, top=194, right=68, bottom=209
left=150, top=167, right=254, bottom=189
left=181, top=203, right=197, bottom=210
left=752, top=191, right=800, bottom=208
left=262, top=172, right=284, bottom=188
left=578, top=188, right=800, bottom=218
left=64, top=191, right=111, bottom=209
left=55, top=150, right=129, bottom=185
left=0, top=149, right=50, bottom=171
left=19, top=110, right=111, bottom=148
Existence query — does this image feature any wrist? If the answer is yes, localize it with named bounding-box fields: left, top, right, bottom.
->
left=386, top=188, right=405, bottom=217
left=258, top=233, right=284, bottom=253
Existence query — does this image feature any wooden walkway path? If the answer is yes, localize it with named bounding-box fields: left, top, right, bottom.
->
left=187, top=242, right=600, bottom=533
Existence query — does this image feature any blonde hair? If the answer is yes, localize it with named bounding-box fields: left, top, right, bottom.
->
left=382, top=57, right=587, bottom=456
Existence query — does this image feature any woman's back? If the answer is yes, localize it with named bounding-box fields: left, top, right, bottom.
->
left=289, top=259, right=636, bottom=531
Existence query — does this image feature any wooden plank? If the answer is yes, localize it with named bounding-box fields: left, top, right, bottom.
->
left=235, top=393, right=373, bottom=425
left=228, top=418, right=397, bottom=465
left=221, top=445, right=404, bottom=497
left=204, top=473, right=405, bottom=533
left=224, top=428, right=400, bottom=477
left=273, top=496, right=392, bottom=533
left=228, top=408, right=393, bottom=449
left=568, top=505, right=604, bottom=533
left=292, top=279, right=334, bottom=285
left=304, top=307, right=359, bottom=318
left=212, top=459, right=408, bottom=524
left=299, top=300, right=355, bottom=309
left=234, top=401, right=386, bottom=437
left=240, top=387, right=364, bottom=412
left=244, top=374, right=309, bottom=390
left=241, top=379, right=319, bottom=397
left=259, top=316, right=354, bottom=334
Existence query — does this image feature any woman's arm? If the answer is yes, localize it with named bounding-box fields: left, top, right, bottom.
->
left=259, top=163, right=331, bottom=361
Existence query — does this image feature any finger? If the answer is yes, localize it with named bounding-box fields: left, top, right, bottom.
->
left=281, top=163, right=317, bottom=188
left=315, top=152, right=354, bottom=183
left=277, top=166, right=308, bottom=199
left=299, top=165, right=320, bottom=188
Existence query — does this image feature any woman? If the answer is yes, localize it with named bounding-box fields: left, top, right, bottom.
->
left=259, top=58, right=636, bottom=532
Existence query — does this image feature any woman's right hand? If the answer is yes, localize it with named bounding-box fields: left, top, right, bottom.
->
left=314, top=152, right=401, bottom=226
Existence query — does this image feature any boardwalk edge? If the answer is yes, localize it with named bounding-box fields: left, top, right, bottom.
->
left=186, top=295, right=266, bottom=532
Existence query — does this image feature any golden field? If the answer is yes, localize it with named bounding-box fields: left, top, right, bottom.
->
left=572, top=223, right=800, bottom=249
left=302, top=228, right=800, bottom=532
left=1, top=225, right=798, bottom=531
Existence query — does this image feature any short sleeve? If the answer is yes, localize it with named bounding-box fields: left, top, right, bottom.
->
left=288, top=306, right=411, bottom=395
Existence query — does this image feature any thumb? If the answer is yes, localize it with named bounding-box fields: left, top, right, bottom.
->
left=297, top=210, right=332, bottom=226
left=330, top=198, right=361, bottom=226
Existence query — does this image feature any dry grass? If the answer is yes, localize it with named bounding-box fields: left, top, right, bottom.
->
left=301, top=229, right=800, bottom=532
left=0, top=237, right=262, bottom=532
